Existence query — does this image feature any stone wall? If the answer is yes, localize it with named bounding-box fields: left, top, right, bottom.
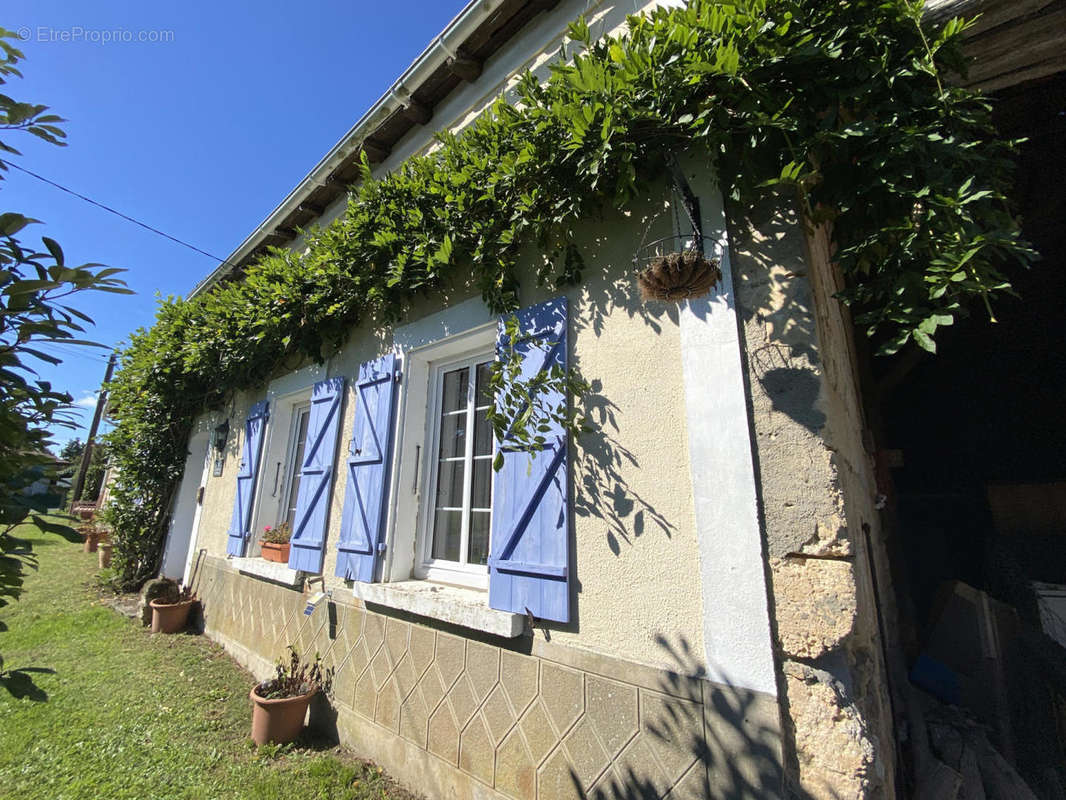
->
left=193, top=556, right=783, bottom=799
left=729, top=204, right=897, bottom=798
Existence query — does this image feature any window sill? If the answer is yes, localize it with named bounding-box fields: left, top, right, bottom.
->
left=352, top=580, right=525, bottom=638
left=230, top=557, right=302, bottom=587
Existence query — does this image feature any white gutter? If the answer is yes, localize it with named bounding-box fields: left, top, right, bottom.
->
left=189, top=0, right=506, bottom=298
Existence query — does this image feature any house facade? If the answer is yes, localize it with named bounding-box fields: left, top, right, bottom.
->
left=157, top=1, right=937, bottom=798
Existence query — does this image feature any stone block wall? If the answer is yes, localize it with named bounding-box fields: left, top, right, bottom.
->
left=729, top=203, right=897, bottom=798
left=194, top=556, right=783, bottom=800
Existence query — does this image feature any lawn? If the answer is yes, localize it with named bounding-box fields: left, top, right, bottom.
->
left=0, top=518, right=418, bottom=800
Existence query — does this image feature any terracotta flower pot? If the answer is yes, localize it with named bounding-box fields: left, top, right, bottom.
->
left=260, top=542, right=290, bottom=563
left=250, top=685, right=316, bottom=746
left=98, top=542, right=113, bottom=569
left=82, top=531, right=100, bottom=553
left=149, top=598, right=196, bottom=633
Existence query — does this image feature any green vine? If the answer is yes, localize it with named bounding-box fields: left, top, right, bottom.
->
left=486, top=314, right=591, bottom=472
left=105, top=0, right=1035, bottom=588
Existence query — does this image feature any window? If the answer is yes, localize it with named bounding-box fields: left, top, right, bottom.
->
left=419, top=355, right=494, bottom=585
left=245, top=362, right=326, bottom=557
left=227, top=371, right=344, bottom=583
left=344, top=295, right=573, bottom=630
left=281, top=402, right=311, bottom=528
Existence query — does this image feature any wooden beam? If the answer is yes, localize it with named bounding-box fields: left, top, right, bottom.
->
left=447, top=53, right=482, bottom=83
left=401, top=99, right=433, bottom=125
left=361, top=138, right=391, bottom=163
left=325, top=169, right=353, bottom=190
left=297, top=202, right=325, bottom=217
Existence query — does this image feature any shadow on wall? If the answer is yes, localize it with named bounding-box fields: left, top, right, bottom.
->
left=574, top=381, right=676, bottom=556
left=570, top=634, right=800, bottom=800
left=565, top=206, right=685, bottom=558
left=728, top=201, right=827, bottom=435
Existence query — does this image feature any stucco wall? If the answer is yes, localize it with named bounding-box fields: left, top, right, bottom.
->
left=185, top=0, right=717, bottom=675
left=189, top=192, right=705, bottom=674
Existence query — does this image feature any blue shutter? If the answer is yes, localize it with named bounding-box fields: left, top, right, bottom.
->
left=488, top=296, right=572, bottom=623
left=225, top=401, right=270, bottom=556
left=335, top=354, right=399, bottom=582
left=287, top=377, right=345, bottom=573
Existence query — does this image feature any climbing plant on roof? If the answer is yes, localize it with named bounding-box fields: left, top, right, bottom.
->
left=104, top=0, right=1036, bottom=588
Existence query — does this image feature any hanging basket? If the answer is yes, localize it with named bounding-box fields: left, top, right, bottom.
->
left=635, top=237, right=722, bottom=302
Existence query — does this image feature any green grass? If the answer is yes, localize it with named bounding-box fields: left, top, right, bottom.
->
left=0, top=518, right=417, bottom=800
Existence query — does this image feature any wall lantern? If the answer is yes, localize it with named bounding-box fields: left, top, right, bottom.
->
left=211, top=419, right=230, bottom=477
left=212, top=419, right=230, bottom=451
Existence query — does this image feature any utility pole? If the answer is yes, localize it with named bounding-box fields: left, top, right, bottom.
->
left=70, top=351, right=117, bottom=507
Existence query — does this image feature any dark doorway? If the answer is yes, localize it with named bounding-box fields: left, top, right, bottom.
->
left=873, top=70, right=1066, bottom=797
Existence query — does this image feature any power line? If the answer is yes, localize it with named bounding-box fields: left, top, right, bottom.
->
left=32, top=341, right=115, bottom=364
left=1, top=158, right=242, bottom=269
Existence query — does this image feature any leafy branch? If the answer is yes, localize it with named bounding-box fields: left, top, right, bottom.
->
left=485, top=314, right=590, bottom=471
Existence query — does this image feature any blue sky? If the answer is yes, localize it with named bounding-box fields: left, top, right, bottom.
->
left=4, top=0, right=466, bottom=449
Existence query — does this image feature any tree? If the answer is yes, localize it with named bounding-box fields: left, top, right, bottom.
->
left=58, top=437, right=82, bottom=462
left=57, top=437, right=110, bottom=503
left=0, top=27, right=131, bottom=685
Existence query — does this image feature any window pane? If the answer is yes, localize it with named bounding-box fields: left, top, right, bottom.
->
left=473, top=406, right=493, bottom=458
left=468, top=511, right=490, bottom=566
left=285, top=408, right=311, bottom=527
left=475, top=361, right=494, bottom=408
left=471, top=458, right=492, bottom=510
left=441, top=367, right=469, bottom=414
left=438, top=407, right=467, bottom=459
left=431, top=510, right=462, bottom=562
left=434, top=460, right=465, bottom=509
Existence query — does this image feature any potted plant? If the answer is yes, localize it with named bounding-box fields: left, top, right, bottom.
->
left=250, top=645, right=333, bottom=746
left=78, top=523, right=102, bottom=553
left=260, top=522, right=291, bottom=563
left=637, top=247, right=722, bottom=302
left=148, top=580, right=197, bottom=634
left=98, top=540, right=113, bottom=569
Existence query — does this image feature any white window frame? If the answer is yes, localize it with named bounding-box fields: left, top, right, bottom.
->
left=381, top=304, right=497, bottom=590
left=416, top=349, right=495, bottom=589
left=279, top=400, right=312, bottom=529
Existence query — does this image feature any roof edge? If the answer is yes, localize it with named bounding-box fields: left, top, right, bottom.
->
left=189, top=0, right=511, bottom=298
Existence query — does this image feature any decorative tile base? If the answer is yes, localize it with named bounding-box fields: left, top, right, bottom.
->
left=194, top=556, right=783, bottom=799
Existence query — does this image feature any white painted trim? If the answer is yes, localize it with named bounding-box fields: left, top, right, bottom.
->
left=161, top=430, right=210, bottom=581
left=264, top=361, right=326, bottom=400
left=231, top=557, right=303, bottom=587
left=352, top=580, right=523, bottom=637
left=181, top=433, right=214, bottom=586
left=392, top=296, right=494, bottom=351
left=277, top=401, right=312, bottom=528
left=679, top=164, right=778, bottom=697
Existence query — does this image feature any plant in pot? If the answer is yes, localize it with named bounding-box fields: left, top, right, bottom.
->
left=148, top=579, right=197, bottom=634
left=78, top=523, right=102, bottom=553
left=97, top=539, right=113, bottom=569
left=259, top=522, right=291, bottom=563
left=250, top=645, right=333, bottom=746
